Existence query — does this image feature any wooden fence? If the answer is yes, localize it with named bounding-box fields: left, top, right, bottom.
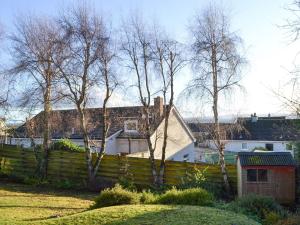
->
left=0, top=144, right=237, bottom=189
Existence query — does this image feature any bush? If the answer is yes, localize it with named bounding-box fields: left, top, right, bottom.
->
left=118, top=176, right=136, bottom=191
left=156, top=187, right=214, bottom=206
left=179, top=166, right=222, bottom=197
left=23, top=176, right=49, bottom=186
left=227, top=194, right=286, bottom=222
left=92, top=184, right=140, bottom=208
left=263, top=211, right=282, bottom=225
left=140, top=190, right=158, bottom=204
left=275, top=214, right=300, bottom=225
left=51, top=139, right=85, bottom=152
left=53, top=179, right=76, bottom=189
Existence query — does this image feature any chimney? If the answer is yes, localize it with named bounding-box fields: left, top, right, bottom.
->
left=154, top=96, right=164, bottom=118
left=251, top=112, right=258, bottom=122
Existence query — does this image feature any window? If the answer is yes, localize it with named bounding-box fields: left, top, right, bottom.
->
left=242, top=143, right=247, bottom=150
left=183, top=154, right=189, bottom=162
left=247, top=169, right=268, bottom=182
left=258, top=169, right=268, bottom=182
left=265, top=143, right=273, bottom=151
left=124, top=120, right=138, bottom=132
left=247, top=169, right=257, bottom=182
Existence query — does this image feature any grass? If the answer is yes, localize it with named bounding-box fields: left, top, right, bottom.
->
left=35, top=205, right=260, bottom=225
left=0, top=181, right=96, bottom=224
left=0, top=181, right=261, bottom=225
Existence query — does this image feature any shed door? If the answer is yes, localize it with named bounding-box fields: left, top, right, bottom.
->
left=274, top=169, right=294, bottom=203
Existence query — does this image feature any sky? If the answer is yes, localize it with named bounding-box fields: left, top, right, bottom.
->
left=1, top=0, right=300, bottom=121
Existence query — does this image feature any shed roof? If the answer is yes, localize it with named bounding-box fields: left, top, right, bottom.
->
left=237, top=152, right=296, bottom=167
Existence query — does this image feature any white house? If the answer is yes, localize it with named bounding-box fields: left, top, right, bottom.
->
left=7, top=97, right=196, bottom=162
left=188, top=114, right=299, bottom=160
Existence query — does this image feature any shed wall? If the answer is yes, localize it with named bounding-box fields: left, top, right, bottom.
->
left=240, top=166, right=295, bottom=204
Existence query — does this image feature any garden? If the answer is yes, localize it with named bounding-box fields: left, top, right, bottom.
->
left=0, top=169, right=299, bottom=225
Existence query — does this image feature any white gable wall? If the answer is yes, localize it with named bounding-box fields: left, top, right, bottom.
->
left=150, top=108, right=195, bottom=162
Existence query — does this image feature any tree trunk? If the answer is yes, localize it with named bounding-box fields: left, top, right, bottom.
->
left=41, top=85, right=51, bottom=179
left=77, top=106, right=94, bottom=188
left=144, top=107, right=158, bottom=185
left=92, top=96, right=109, bottom=179
left=158, top=105, right=171, bottom=186
left=212, top=45, right=231, bottom=193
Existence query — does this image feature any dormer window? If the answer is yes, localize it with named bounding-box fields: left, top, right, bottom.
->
left=124, top=120, right=138, bottom=132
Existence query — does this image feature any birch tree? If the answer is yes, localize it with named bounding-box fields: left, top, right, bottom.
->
left=9, top=16, right=61, bottom=178
left=121, top=16, right=185, bottom=186
left=276, top=0, right=300, bottom=115
left=153, top=33, right=186, bottom=185
left=121, top=16, right=158, bottom=184
left=54, top=5, right=117, bottom=188
left=186, top=4, right=245, bottom=193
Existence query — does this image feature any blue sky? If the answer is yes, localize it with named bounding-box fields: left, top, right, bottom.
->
left=1, top=0, right=299, bottom=120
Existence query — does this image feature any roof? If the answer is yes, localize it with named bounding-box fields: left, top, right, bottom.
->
left=238, top=152, right=296, bottom=167
left=188, top=116, right=300, bottom=141
left=14, top=106, right=164, bottom=140
left=234, top=117, right=300, bottom=141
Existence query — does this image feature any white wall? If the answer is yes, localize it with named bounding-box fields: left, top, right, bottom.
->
left=115, top=139, right=148, bottom=155
left=150, top=108, right=195, bottom=162
left=207, top=140, right=289, bottom=152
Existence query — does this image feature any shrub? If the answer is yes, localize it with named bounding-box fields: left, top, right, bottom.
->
left=227, top=194, right=286, bottom=222
left=179, top=166, right=222, bottom=197
left=51, top=139, right=85, bottom=152
left=92, top=184, right=140, bottom=208
left=156, top=187, right=214, bottom=206
left=118, top=176, right=136, bottom=191
left=23, top=176, right=49, bottom=186
left=263, top=211, right=282, bottom=225
left=53, top=179, right=76, bottom=189
left=140, top=190, right=158, bottom=204
left=275, top=214, right=300, bottom=225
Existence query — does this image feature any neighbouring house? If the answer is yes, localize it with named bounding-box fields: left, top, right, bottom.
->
left=188, top=114, right=300, bottom=161
left=237, top=151, right=296, bottom=204
left=7, top=97, right=196, bottom=162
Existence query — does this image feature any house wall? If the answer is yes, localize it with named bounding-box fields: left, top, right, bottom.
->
left=115, top=139, right=148, bottom=155
left=207, top=140, right=289, bottom=152
left=5, top=137, right=100, bottom=150
left=150, top=108, right=195, bottom=162
left=240, top=166, right=295, bottom=204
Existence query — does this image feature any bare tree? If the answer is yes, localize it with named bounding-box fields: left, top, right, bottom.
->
left=121, top=16, right=185, bottom=186
left=54, top=4, right=117, bottom=188
left=9, top=15, right=61, bottom=178
left=153, top=32, right=186, bottom=185
left=186, top=3, right=246, bottom=193
left=276, top=1, right=300, bottom=115
left=0, top=22, right=9, bottom=110
left=92, top=35, right=119, bottom=180
left=121, top=15, right=159, bottom=184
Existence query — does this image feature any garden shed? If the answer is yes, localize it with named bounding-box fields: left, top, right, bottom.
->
left=237, top=152, right=296, bottom=204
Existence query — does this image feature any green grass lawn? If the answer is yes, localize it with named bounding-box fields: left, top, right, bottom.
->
left=35, top=205, right=260, bottom=225
left=0, top=181, right=260, bottom=225
left=0, top=181, right=96, bottom=225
